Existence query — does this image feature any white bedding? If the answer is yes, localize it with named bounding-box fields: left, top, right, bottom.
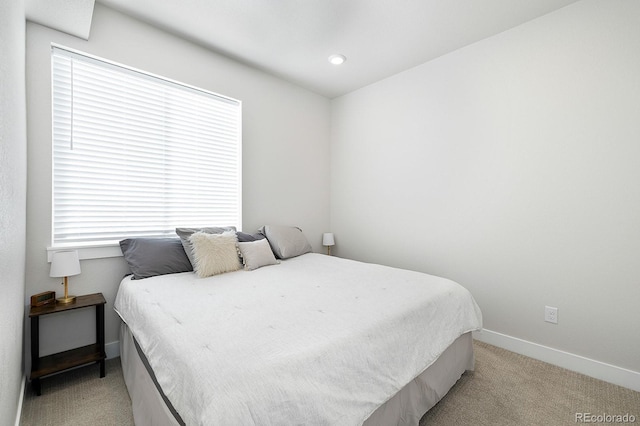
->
left=114, top=253, right=482, bottom=425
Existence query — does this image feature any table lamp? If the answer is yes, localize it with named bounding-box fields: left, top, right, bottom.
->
left=50, top=250, right=81, bottom=304
left=322, top=233, right=335, bottom=256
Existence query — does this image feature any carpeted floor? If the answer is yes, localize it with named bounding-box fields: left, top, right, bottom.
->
left=20, top=341, right=639, bottom=425
left=20, top=358, right=134, bottom=426
left=420, top=341, right=639, bottom=425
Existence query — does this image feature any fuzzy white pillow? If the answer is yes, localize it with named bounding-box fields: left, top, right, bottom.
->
left=189, top=230, right=241, bottom=278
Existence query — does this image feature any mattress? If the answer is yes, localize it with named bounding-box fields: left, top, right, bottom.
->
left=120, top=324, right=475, bottom=426
left=115, top=253, right=482, bottom=425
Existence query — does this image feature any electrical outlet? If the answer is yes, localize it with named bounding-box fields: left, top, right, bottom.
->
left=545, top=306, right=558, bottom=324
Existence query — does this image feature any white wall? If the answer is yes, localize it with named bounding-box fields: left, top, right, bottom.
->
left=331, top=0, right=640, bottom=374
left=26, top=3, right=330, bottom=358
left=0, top=0, right=27, bottom=422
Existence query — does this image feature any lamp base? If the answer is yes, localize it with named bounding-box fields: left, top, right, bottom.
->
left=57, top=295, right=76, bottom=304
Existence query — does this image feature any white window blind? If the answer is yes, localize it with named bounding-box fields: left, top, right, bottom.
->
left=51, top=46, right=242, bottom=246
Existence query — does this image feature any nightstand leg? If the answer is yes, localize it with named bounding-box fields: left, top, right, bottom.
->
left=33, top=378, right=41, bottom=396
left=96, top=303, right=106, bottom=378
left=30, top=316, right=41, bottom=396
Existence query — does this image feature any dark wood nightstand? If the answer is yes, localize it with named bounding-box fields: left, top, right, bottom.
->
left=29, top=292, right=106, bottom=395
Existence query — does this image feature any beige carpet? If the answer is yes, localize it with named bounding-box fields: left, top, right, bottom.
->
left=20, top=342, right=639, bottom=425
left=420, top=341, right=639, bottom=425
left=20, top=358, right=134, bottom=426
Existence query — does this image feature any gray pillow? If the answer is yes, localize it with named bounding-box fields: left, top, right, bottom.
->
left=236, top=231, right=266, bottom=242
left=176, top=226, right=236, bottom=267
left=237, top=238, right=279, bottom=270
left=260, top=225, right=312, bottom=259
left=119, top=237, right=193, bottom=280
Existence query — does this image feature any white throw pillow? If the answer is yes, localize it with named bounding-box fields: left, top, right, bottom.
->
left=175, top=226, right=236, bottom=267
left=189, top=231, right=241, bottom=278
left=238, top=238, right=279, bottom=271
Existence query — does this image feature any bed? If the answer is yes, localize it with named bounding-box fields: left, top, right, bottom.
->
left=114, top=228, right=482, bottom=425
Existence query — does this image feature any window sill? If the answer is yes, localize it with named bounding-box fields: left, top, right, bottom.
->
left=47, top=243, right=123, bottom=262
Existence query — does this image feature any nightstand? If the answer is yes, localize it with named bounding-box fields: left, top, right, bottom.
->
left=29, top=292, right=106, bottom=395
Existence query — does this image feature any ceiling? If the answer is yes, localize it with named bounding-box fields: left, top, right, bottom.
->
left=25, top=0, right=95, bottom=40
left=28, top=0, right=581, bottom=98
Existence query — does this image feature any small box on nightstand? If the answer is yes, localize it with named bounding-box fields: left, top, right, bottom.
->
left=30, top=291, right=56, bottom=307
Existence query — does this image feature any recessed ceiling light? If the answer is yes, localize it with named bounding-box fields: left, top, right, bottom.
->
left=328, top=54, right=346, bottom=65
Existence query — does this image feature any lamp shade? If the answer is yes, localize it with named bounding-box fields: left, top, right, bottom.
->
left=322, top=233, right=335, bottom=247
left=49, top=250, right=81, bottom=278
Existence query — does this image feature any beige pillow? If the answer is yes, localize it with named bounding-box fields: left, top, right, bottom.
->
left=238, top=238, right=279, bottom=271
left=189, top=231, right=241, bottom=278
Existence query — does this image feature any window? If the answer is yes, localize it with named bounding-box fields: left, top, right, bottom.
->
left=51, top=46, right=242, bottom=246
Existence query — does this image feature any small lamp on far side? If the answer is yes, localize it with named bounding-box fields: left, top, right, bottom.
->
left=322, top=233, right=335, bottom=256
left=50, top=250, right=81, bottom=304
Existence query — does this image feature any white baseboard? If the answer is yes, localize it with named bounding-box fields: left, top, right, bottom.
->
left=15, top=375, right=25, bottom=426
left=106, top=340, right=120, bottom=360
left=473, top=329, right=640, bottom=392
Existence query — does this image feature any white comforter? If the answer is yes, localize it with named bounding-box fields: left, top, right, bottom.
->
left=114, top=253, right=482, bottom=425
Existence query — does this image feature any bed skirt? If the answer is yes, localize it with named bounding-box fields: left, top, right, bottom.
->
left=120, top=323, right=474, bottom=426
